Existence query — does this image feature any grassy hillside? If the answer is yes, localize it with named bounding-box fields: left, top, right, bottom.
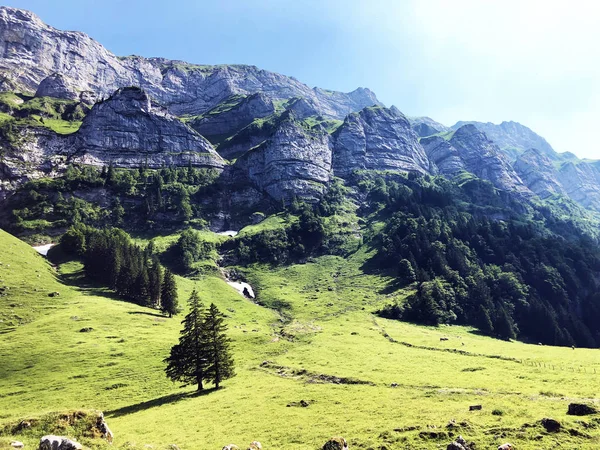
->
left=2, top=229, right=600, bottom=449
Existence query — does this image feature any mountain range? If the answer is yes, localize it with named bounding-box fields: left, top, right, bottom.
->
left=1, top=5, right=600, bottom=215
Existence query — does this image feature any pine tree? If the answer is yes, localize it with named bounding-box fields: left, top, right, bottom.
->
left=164, top=289, right=207, bottom=390
left=203, top=303, right=235, bottom=388
left=148, top=256, right=163, bottom=308
left=161, top=269, right=179, bottom=317
left=398, top=259, right=416, bottom=285
left=106, top=161, right=115, bottom=185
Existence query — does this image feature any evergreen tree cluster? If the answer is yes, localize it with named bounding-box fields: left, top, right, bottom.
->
left=9, top=163, right=221, bottom=233
left=61, top=224, right=179, bottom=315
left=165, top=290, right=235, bottom=390
left=231, top=202, right=330, bottom=265
left=366, top=173, right=600, bottom=347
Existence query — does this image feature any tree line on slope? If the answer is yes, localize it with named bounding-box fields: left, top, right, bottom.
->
left=61, top=224, right=179, bottom=316
left=361, top=173, right=600, bottom=347
left=9, top=163, right=221, bottom=234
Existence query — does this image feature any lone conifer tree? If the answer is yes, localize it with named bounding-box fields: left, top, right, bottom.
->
left=161, top=269, right=179, bottom=317
left=164, top=289, right=207, bottom=390
left=203, top=303, right=235, bottom=388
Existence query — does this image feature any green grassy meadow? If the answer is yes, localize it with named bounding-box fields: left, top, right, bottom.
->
left=1, top=229, right=600, bottom=449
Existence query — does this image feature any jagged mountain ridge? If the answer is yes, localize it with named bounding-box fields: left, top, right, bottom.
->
left=3, top=5, right=600, bottom=213
left=451, top=120, right=557, bottom=161
left=0, top=7, right=380, bottom=119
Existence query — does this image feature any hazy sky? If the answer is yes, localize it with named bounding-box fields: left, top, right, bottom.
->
left=5, top=0, right=599, bottom=158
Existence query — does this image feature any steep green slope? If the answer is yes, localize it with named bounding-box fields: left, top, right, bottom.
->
left=2, top=229, right=600, bottom=449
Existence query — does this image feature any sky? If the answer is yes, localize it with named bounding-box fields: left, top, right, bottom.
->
left=4, top=0, right=600, bottom=158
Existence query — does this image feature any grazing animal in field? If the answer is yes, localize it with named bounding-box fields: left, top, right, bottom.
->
left=247, top=442, right=262, bottom=450
left=498, top=444, right=513, bottom=450
left=222, top=445, right=239, bottom=450
left=440, top=337, right=449, bottom=341
left=39, top=435, right=82, bottom=450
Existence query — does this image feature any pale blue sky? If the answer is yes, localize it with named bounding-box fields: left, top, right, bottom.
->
left=4, top=0, right=599, bottom=158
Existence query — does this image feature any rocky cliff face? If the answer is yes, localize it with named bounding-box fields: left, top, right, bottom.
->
left=420, top=135, right=464, bottom=175
left=333, top=106, right=430, bottom=176
left=409, top=116, right=450, bottom=137
left=451, top=120, right=557, bottom=161
left=235, top=119, right=332, bottom=202
left=513, top=149, right=566, bottom=199
left=557, top=162, right=600, bottom=210
left=448, top=125, right=529, bottom=194
left=70, top=87, right=225, bottom=169
left=0, top=7, right=380, bottom=119
left=0, top=87, right=225, bottom=195
left=3, top=5, right=600, bottom=214
left=188, top=93, right=275, bottom=143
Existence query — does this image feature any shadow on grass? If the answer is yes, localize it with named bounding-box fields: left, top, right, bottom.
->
left=105, top=388, right=218, bottom=418
left=127, top=311, right=167, bottom=318
left=58, top=268, right=127, bottom=302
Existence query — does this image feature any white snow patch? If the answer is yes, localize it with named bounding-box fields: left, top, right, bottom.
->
left=33, top=243, right=55, bottom=256
left=227, top=280, right=255, bottom=299
left=218, top=230, right=238, bottom=237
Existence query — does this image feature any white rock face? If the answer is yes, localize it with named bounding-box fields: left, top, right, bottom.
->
left=557, top=162, right=600, bottom=210
left=333, top=106, right=430, bottom=176
left=237, top=119, right=333, bottom=202
left=0, top=7, right=380, bottom=119
left=448, top=125, right=530, bottom=194
left=513, top=149, right=566, bottom=199
left=0, top=87, right=225, bottom=197
left=421, top=136, right=465, bottom=175
left=70, top=87, right=225, bottom=169
left=451, top=120, right=557, bottom=162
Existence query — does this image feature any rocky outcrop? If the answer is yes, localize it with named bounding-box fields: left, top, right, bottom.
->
left=284, top=97, right=320, bottom=120
left=410, top=116, right=450, bottom=137
left=333, top=106, right=430, bottom=176
left=39, top=435, right=82, bottom=450
left=35, top=73, right=79, bottom=100
left=0, top=87, right=224, bottom=197
left=0, top=7, right=381, bottom=119
left=189, top=93, right=275, bottom=143
left=235, top=119, right=332, bottom=202
left=513, top=149, right=565, bottom=198
left=557, top=162, right=600, bottom=210
left=70, top=87, right=225, bottom=169
left=452, top=120, right=557, bottom=161
left=0, top=126, right=67, bottom=200
left=448, top=125, right=529, bottom=194
left=421, top=135, right=464, bottom=175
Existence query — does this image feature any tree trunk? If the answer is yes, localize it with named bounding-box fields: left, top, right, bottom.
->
left=197, top=379, right=203, bottom=391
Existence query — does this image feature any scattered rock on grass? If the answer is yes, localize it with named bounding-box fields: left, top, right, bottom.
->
left=48, top=292, right=60, bottom=297
left=568, top=403, right=598, bottom=416
left=497, top=444, right=513, bottom=450
left=222, top=445, right=239, bottom=450
left=323, top=437, right=348, bottom=450
left=247, top=442, right=262, bottom=450
left=469, top=405, right=482, bottom=411
left=11, top=442, right=24, bottom=448
left=79, top=327, right=94, bottom=333
left=39, top=435, right=82, bottom=450
left=541, top=417, right=561, bottom=432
